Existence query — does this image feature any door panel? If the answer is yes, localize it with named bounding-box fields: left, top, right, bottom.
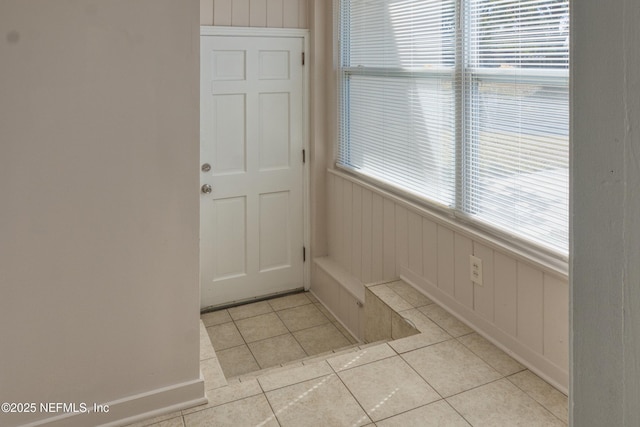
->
left=259, top=191, right=291, bottom=272
left=212, top=196, right=246, bottom=281
left=259, top=92, right=290, bottom=170
left=212, top=50, right=246, bottom=81
left=200, top=34, right=304, bottom=308
left=258, top=50, right=290, bottom=79
left=212, top=94, right=246, bottom=174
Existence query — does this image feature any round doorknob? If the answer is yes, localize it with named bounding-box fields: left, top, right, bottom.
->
left=201, top=184, right=212, bottom=194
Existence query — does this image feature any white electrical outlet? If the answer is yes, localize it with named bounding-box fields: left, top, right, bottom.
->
left=470, top=255, right=483, bottom=285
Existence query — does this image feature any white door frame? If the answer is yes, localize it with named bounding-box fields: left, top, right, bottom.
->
left=200, top=26, right=311, bottom=292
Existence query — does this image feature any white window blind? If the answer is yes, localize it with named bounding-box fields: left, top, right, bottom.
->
left=338, top=0, right=458, bottom=206
left=338, top=0, right=570, bottom=255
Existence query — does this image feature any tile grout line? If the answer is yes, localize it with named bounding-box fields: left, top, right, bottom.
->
left=233, top=317, right=250, bottom=348
left=394, top=347, right=446, bottom=406
left=292, top=322, right=355, bottom=357
left=256, top=377, right=283, bottom=427
left=330, top=361, right=374, bottom=426
left=215, top=315, right=258, bottom=378
left=443, top=375, right=510, bottom=427
left=252, top=360, right=335, bottom=394
left=205, top=319, right=246, bottom=353
left=242, top=331, right=292, bottom=346
left=442, top=399, right=475, bottom=427
left=333, top=343, right=442, bottom=425
left=264, top=369, right=345, bottom=425
left=207, top=296, right=357, bottom=381
left=505, top=372, right=568, bottom=425
left=289, top=329, right=312, bottom=359
left=444, top=376, right=567, bottom=426
left=444, top=376, right=508, bottom=400
left=453, top=333, right=527, bottom=377
left=271, top=304, right=324, bottom=359
left=331, top=318, right=360, bottom=344
left=272, top=301, right=331, bottom=335
left=267, top=293, right=314, bottom=312
left=311, top=300, right=361, bottom=344
left=229, top=310, right=276, bottom=323
left=244, top=336, right=267, bottom=371
left=330, top=347, right=396, bottom=374
left=370, top=399, right=452, bottom=425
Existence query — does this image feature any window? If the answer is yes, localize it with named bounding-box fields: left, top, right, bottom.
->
left=337, top=0, right=570, bottom=256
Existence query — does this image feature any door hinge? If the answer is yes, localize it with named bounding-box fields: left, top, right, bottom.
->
left=303, top=246, right=306, bottom=262
left=302, top=149, right=306, bottom=164
left=302, top=52, right=305, bottom=66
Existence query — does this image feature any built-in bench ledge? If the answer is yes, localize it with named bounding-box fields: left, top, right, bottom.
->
left=311, top=257, right=366, bottom=340
left=313, top=257, right=365, bottom=303
left=311, top=258, right=473, bottom=346
left=365, top=279, right=439, bottom=343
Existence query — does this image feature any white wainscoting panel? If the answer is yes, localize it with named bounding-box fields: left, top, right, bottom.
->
left=473, top=242, right=495, bottom=322
left=317, top=169, right=569, bottom=392
left=517, top=262, right=545, bottom=353
left=361, top=188, right=373, bottom=284
left=407, top=210, right=423, bottom=275
left=454, top=233, right=473, bottom=309
left=201, top=0, right=309, bottom=28
left=437, top=226, right=455, bottom=297
left=422, top=218, right=438, bottom=286
left=383, top=198, right=396, bottom=279
left=494, top=251, right=518, bottom=336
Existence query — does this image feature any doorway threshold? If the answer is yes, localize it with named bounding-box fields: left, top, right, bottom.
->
left=200, top=287, right=305, bottom=314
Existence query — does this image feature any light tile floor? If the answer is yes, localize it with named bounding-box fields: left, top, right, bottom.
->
left=128, top=284, right=569, bottom=427
left=202, top=292, right=358, bottom=378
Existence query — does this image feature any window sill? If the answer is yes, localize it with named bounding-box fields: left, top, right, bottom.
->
left=329, top=165, right=568, bottom=280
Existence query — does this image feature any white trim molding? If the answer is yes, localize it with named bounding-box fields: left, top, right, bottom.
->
left=20, top=378, right=206, bottom=427
left=402, top=266, right=568, bottom=393
left=201, top=26, right=309, bottom=38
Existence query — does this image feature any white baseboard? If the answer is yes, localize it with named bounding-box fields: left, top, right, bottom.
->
left=20, top=377, right=207, bottom=427
left=401, top=265, right=568, bottom=394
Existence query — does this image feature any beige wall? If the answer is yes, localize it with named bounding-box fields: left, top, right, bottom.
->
left=0, top=1, right=203, bottom=426
left=308, top=0, right=333, bottom=259
left=201, top=0, right=309, bottom=28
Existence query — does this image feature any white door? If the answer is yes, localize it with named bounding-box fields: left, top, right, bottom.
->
left=200, top=33, right=305, bottom=309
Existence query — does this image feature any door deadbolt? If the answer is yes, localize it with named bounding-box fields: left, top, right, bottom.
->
left=201, top=184, right=212, bottom=194
left=201, top=163, right=211, bottom=172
